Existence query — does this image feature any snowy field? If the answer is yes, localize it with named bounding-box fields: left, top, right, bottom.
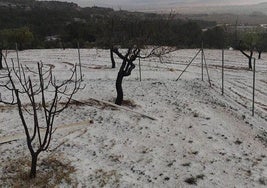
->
left=0, top=48, right=267, bottom=187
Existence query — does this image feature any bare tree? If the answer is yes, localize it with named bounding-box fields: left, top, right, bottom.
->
left=112, top=47, right=140, bottom=105
left=0, top=55, right=83, bottom=178
left=112, top=46, right=177, bottom=105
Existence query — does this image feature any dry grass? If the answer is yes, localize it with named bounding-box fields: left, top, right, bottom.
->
left=0, top=154, right=77, bottom=187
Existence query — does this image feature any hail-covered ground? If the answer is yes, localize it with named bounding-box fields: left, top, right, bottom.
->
left=0, top=48, right=267, bottom=187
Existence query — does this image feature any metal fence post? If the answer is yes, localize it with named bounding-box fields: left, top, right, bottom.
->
left=222, top=48, right=224, bottom=95
left=252, top=58, right=256, bottom=116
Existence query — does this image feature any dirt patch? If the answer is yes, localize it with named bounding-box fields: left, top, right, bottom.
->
left=121, top=99, right=139, bottom=108
left=0, top=153, right=77, bottom=187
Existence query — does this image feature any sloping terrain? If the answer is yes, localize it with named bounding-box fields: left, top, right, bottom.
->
left=0, top=48, right=267, bottom=187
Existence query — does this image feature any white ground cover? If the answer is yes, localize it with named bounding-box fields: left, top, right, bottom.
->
left=0, top=48, right=267, bottom=187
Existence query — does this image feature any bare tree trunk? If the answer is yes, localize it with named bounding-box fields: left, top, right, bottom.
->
left=239, top=49, right=253, bottom=69
left=258, top=51, right=262, bottom=59
left=110, top=48, right=116, bottom=68
left=248, top=50, right=253, bottom=69
left=30, top=153, right=38, bottom=178
left=115, top=72, right=123, bottom=105
left=112, top=48, right=139, bottom=105
left=248, top=56, right=252, bottom=70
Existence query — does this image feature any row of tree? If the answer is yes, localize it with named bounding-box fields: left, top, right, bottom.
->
left=236, top=32, right=267, bottom=69
left=201, top=26, right=267, bottom=69
left=1, top=19, right=266, bottom=56
left=0, top=19, right=208, bottom=49
left=0, top=0, right=217, bottom=49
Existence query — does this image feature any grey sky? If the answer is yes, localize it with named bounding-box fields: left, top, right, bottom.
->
left=46, top=0, right=267, bottom=10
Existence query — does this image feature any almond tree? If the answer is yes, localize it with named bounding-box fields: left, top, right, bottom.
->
left=112, top=46, right=177, bottom=105
left=0, top=56, right=83, bottom=178
left=112, top=47, right=140, bottom=105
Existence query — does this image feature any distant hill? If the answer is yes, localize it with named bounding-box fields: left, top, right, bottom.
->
left=0, top=0, right=217, bottom=49
left=186, top=13, right=267, bottom=25
left=168, top=3, right=267, bottom=25
left=0, top=0, right=79, bottom=9
left=172, top=2, right=267, bottom=15
left=248, top=2, right=267, bottom=15
left=1, top=0, right=265, bottom=25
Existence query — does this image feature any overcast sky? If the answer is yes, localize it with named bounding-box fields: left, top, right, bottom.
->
left=48, top=0, right=267, bottom=9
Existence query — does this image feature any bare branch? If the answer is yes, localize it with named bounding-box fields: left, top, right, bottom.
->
left=0, top=51, right=83, bottom=178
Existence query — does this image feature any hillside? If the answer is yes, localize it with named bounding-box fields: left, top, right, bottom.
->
left=0, top=48, right=267, bottom=186
left=172, top=2, right=267, bottom=15
left=0, top=0, right=216, bottom=49
left=187, top=13, right=267, bottom=25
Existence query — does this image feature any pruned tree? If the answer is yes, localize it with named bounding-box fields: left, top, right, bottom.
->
left=107, top=12, right=181, bottom=105
left=112, top=47, right=140, bottom=105
left=112, top=46, right=177, bottom=106
left=0, top=55, right=83, bottom=178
